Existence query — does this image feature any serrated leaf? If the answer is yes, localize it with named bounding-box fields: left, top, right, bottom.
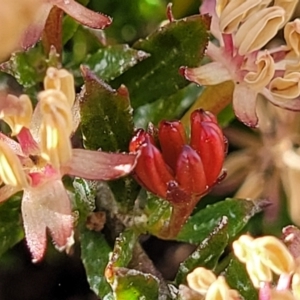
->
left=175, top=217, right=229, bottom=285
left=80, top=228, right=112, bottom=298
left=225, top=257, right=258, bottom=300
left=112, top=268, right=159, bottom=300
left=111, top=15, right=209, bottom=109
left=176, top=198, right=263, bottom=244
left=134, top=84, right=202, bottom=129
left=80, top=67, right=133, bottom=152
left=0, top=197, right=23, bottom=257
left=84, top=45, right=149, bottom=82
left=79, top=67, right=138, bottom=211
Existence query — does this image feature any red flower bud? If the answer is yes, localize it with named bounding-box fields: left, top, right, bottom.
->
left=129, top=110, right=226, bottom=204
left=190, top=109, right=226, bottom=186
left=175, top=145, right=207, bottom=197
left=158, top=120, right=187, bottom=170
left=129, top=129, right=174, bottom=198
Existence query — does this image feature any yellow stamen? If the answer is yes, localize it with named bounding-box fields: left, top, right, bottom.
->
left=284, top=19, right=300, bottom=58
left=254, top=236, right=295, bottom=275
left=0, top=94, right=33, bottom=135
left=187, top=267, right=217, bottom=295
left=44, top=67, right=75, bottom=108
left=269, top=72, right=300, bottom=99
left=205, top=276, right=240, bottom=300
left=244, top=50, right=275, bottom=91
left=235, top=7, right=285, bottom=55
left=38, top=90, right=73, bottom=169
left=219, top=0, right=261, bottom=33
left=0, top=140, right=28, bottom=188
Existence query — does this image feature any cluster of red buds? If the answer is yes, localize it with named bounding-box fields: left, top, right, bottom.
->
left=129, top=109, right=227, bottom=237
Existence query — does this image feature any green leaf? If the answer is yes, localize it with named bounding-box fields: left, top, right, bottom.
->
left=0, top=197, right=23, bottom=257
left=106, top=229, right=138, bottom=273
left=80, top=67, right=134, bottom=152
left=1, top=43, right=47, bottom=94
left=175, top=217, right=229, bottom=285
left=73, top=178, right=96, bottom=226
left=111, top=15, right=209, bottom=109
left=225, top=257, right=258, bottom=300
left=79, top=68, right=138, bottom=211
left=176, top=198, right=263, bottom=244
left=112, top=268, right=159, bottom=300
left=84, top=45, right=149, bottom=82
left=80, top=228, right=112, bottom=298
left=134, top=84, right=202, bottom=128
left=142, top=193, right=172, bottom=236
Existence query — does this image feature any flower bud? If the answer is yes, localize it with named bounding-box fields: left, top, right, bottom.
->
left=175, top=145, right=207, bottom=197
left=129, top=129, right=174, bottom=198
left=158, top=120, right=187, bottom=170
left=190, top=109, right=225, bottom=186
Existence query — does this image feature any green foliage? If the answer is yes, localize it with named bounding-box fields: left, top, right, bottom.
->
left=111, top=15, right=209, bottom=109
left=80, top=228, right=112, bottom=298
left=225, top=257, right=258, bottom=300
left=175, top=217, right=229, bottom=285
left=0, top=197, right=23, bottom=257
left=176, top=198, right=263, bottom=244
left=83, top=45, right=149, bottom=81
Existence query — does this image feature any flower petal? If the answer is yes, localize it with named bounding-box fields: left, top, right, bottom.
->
left=235, top=7, right=285, bottom=55
left=62, top=149, right=137, bottom=180
left=22, top=179, right=73, bottom=262
left=232, top=83, right=258, bottom=127
left=51, top=0, right=112, bottom=29
left=181, top=62, right=231, bottom=86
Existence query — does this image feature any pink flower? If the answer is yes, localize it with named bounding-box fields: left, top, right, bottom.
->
left=181, top=0, right=300, bottom=127
left=0, top=68, right=136, bottom=262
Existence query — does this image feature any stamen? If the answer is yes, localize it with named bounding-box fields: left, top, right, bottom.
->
left=0, top=140, right=29, bottom=188
left=38, top=90, right=73, bottom=169
left=0, top=94, right=33, bottom=135
left=44, top=67, right=75, bottom=108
